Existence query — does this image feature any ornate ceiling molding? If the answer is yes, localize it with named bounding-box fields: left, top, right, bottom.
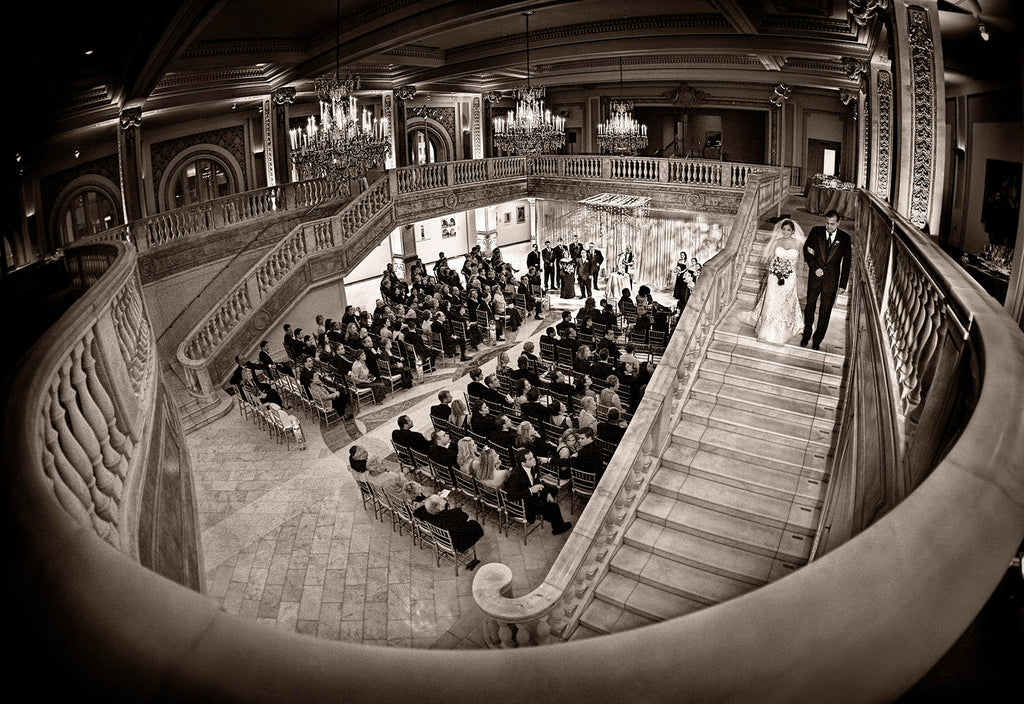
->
left=536, top=55, right=764, bottom=75
left=784, top=57, right=849, bottom=74
left=153, top=66, right=279, bottom=95
left=771, top=1, right=833, bottom=15
left=180, top=39, right=310, bottom=60
left=382, top=45, right=445, bottom=61
left=447, top=15, right=731, bottom=61
left=760, top=14, right=857, bottom=34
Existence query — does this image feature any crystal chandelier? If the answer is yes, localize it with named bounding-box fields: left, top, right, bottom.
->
left=597, top=59, right=647, bottom=155
left=493, top=12, right=565, bottom=155
left=289, top=0, right=390, bottom=183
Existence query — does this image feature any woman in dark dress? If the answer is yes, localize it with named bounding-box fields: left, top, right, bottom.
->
left=559, top=258, right=576, bottom=299
left=673, top=251, right=691, bottom=308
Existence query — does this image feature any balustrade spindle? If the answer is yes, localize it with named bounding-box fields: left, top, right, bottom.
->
left=70, top=340, right=126, bottom=498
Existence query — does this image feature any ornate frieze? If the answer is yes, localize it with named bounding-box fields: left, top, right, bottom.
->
left=271, top=87, right=296, bottom=106
left=263, top=98, right=276, bottom=186
left=875, top=69, right=892, bottom=200
left=407, top=106, right=457, bottom=145
left=663, top=83, right=713, bottom=108
left=848, top=0, right=890, bottom=26
left=906, top=5, right=936, bottom=230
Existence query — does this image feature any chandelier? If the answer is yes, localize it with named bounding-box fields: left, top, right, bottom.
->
left=289, top=0, right=390, bottom=183
left=597, top=59, right=647, bottom=155
left=493, top=12, right=565, bottom=155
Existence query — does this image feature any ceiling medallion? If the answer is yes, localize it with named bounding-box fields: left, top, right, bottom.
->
left=492, top=12, right=565, bottom=156
left=288, top=0, right=390, bottom=185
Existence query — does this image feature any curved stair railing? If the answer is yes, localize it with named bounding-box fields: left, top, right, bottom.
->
left=174, top=156, right=766, bottom=398
left=6, top=168, right=1024, bottom=700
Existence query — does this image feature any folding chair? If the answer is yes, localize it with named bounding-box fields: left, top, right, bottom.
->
left=570, top=468, right=597, bottom=515
left=499, top=489, right=541, bottom=545
left=424, top=523, right=478, bottom=576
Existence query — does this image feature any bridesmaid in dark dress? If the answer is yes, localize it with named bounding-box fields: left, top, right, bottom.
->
left=560, top=258, right=576, bottom=299
left=673, top=251, right=691, bottom=310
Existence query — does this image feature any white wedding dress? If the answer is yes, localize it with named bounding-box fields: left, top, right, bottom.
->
left=750, top=246, right=803, bottom=344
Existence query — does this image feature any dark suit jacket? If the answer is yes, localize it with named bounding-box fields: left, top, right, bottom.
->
left=572, top=441, right=606, bottom=479
left=504, top=465, right=546, bottom=522
left=393, top=428, right=430, bottom=453
left=427, top=442, right=458, bottom=469
left=527, top=250, right=541, bottom=270
left=430, top=403, right=451, bottom=420
left=803, top=226, right=852, bottom=292
left=413, top=505, right=482, bottom=551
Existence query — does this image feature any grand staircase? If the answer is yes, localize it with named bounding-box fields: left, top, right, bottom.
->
left=576, top=232, right=849, bottom=637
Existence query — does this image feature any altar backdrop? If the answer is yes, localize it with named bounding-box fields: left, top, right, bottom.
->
left=535, top=199, right=731, bottom=290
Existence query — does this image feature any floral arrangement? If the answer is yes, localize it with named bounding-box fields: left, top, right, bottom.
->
left=769, top=256, right=794, bottom=285
left=812, top=174, right=856, bottom=191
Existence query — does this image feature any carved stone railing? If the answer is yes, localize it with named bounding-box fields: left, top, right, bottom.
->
left=811, top=190, right=980, bottom=555
left=175, top=157, right=774, bottom=397
left=82, top=177, right=331, bottom=252
left=472, top=169, right=789, bottom=644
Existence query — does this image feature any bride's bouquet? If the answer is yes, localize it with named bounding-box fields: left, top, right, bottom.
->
left=768, top=256, right=794, bottom=285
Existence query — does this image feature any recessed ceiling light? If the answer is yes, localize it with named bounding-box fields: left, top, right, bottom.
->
left=84, top=49, right=93, bottom=56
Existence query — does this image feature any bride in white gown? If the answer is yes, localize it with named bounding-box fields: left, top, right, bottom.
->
left=748, top=218, right=805, bottom=344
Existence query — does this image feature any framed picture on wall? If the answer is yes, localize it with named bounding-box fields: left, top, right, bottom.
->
left=516, top=206, right=526, bottom=224
left=503, top=212, right=511, bottom=224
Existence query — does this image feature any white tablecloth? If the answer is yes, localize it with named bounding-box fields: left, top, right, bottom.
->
left=606, top=272, right=632, bottom=297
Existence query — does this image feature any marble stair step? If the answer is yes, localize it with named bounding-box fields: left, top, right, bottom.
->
left=672, top=421, right=827, bottom=477
left=709, top=338, right=844, bottom=383
left=699, top=357, right=840, bottom=406
left=625, top=517, right=773, bottom=586
left=713, top=328, right=846, bottom=367
left=638, top=493, right=811, bottom=564
left=567, top=624, right=602, bottom=641
left=595, top=571, right=705, bottom=622
left=651, top=469, right=819, bottom=536
left=611, top=544, right=753, bottom=606
left=706, top=341, right=839, bottom=386
left=578, top=597, right=655, bottom=635
left=691, top=378, right=837, bottom=427
left=681, top=398, right=831, bottom=450
left=662, top=446, right=820, bottom=506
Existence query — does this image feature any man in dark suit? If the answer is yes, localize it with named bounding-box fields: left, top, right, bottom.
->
left=466, top=367, right=489, bottom=401
left=568, top=236, right=584, bottom=261
left=588, top=242, right=604, bottom=292
left=414, top=494, right=484, bottom=555
left=504, top=450, right=572, bottom=535
left=577, top=251, right=593, bottom=298
left=428, top=430, right=459, bottom=469
left=393, top=415, right=430, bottom=453
left=596, top=408, right=627, bottom=445
left=572, top=428, right=606, bottom=481
left=542, top=240, right=557, bottom=290
left=527, top=243, right=541, bottom=272
left=430, top=390, right=452, bottom=421
left=801, top=210, right=852, bottom=350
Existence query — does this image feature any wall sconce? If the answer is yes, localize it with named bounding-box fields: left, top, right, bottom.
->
left=74, top=149, right=81, bottom=159
left=977, top=20, right=989, bottom=41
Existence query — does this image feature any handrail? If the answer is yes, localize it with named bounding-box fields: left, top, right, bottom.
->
left=472, top=170, right=787, bottom=644
left=174, top=156, right=773, bottom=398
left=7, top=163, right=1024, bottom=700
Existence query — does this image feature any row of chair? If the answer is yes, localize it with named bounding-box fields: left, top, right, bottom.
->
left=235, top=386, right=306, bottom=450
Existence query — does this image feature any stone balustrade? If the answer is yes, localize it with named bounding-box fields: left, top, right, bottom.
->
left=472, top=171, right=781, bottom=643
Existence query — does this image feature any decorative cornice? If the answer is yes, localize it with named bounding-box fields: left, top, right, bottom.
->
left=771, top=1, right=832, bottom=16
left=848, top=0, right=890, bottom=27
left=153, top=66, right=278, bottom=94
left=760, top=13, right=857, bottom=34
left=382, top=45, right=445, bottom=61
left=447, top=15, right=730, bottom=61
left=180, top=39, right=309, bottom=59
left=55, top=85, right=119, bottom=117
left=536, top=55, right=763, bottom=74
left=783, top=57, right=849, bottom=74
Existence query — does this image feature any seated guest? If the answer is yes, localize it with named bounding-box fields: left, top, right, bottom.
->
left=598, top=375, right=625, bottom=413
left=577, top=396, right=599, bottom=433
left=548, top=369, right=575, bottom=406
left=466, top=367, right=489, bottom=401
left=456, top=437, right=479, bottom=475
left=513, top=379, right=531, bottom=407
left=350, top=350, right=387, bottom=403
left=393, top=415, right=430, bottom=453
left=630, top=361, right=655, bottom=413
left=521, top=341, right=539, bottom=362
left=539, top=327, right=559, bottom=350
left=574, top=345, right=593, bottom=375
left=618, top=289, right=635, bottom=314
left=504, top=449, right=572, bottom=535
left=304, top=363, right=351, bottom=420
left=239, top=365, right=285, bottom=408
left=256, top=339, right=292, bottom=377
left=229, top=355, right=258, bottom=387
left=573, top=373, right=598, bottom=405
left=431, top=390, right=453, bottom=421
left=483, top=374, right=513, bottom=408
left=470, top=401, right=499, bottom=436
left=427, top=429, right=459, bottom=469
left=348, top=445, right=372, bottom=484
left=598, top=302, right=618, bottom=331
left=571, top=427, right=606, bottom=481
left=591, top=349, right=616, bottom=382
left=619, top=344, right=641, bottom=378
left=449, top=398, right=469, bottom=430
left=488, top=414, right=517, bottom=450
left=597, top=407, right=627, bottom=444
left=520, top=387, right=550, bottom=426
left=495, top=351, right=513, bottom=377
left=547, top=400, right=573, bottom=432
left=555, top=311, right=576, bottom=337
left=515, top=421, right=549, bottom=459
left=473, top=446, right=509, bottom=488
left=553, top=428, right=582, bottom=479
left=596, top=328, right=621, bottom=362
left=510, top=355, right=540, bottom=385
left=413, top=494, right=484, bottom=556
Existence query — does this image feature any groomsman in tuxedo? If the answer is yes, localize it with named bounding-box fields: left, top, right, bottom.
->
left=568, top=236, right=584, bottom=261
left=527, top=243, right=541, bottom=273
left=552, top=240, right=566, bottom=289
left=801, top=210, right=851, bottom=350
left=577, top=250, right=593, bottom=298
left=588, top=242, right=604, bottom=291
left=542, top=240, right=557, bottom=290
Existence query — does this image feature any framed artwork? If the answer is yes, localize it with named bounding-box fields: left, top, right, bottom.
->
left=516, top=206, right=526, bottom=224
left=503, top=212, right=512, bottom=224
left=981, top=159, right=1021, bottom=247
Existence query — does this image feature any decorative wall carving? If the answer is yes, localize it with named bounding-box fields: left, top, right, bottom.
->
left=848, top=0, right=890, bottom=26
left=472, top=97, right=483, bottom=159
left=663, top=83, right=713, bottom=107
left=150, top=125, right=248, bottom=194
left=119, top=107, right=142, bottom=130
left=906, top=5, right=936, bottom=230
left=382, top=93, right=396, bottom=169
left=407, top=106, right=456, bottom=145
left=263, top=98, right=275, bottom=186
left=875, top=69, right=892, bottom=200
left=271, top=87, right=296, bottom=106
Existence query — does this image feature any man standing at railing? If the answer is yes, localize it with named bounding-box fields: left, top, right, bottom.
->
left=801, top=210, right=851, bottom=351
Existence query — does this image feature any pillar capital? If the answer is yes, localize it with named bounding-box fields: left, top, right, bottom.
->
left=271, top=87, right=296, bottom=106
left=119, top=106, right=142, bottom=130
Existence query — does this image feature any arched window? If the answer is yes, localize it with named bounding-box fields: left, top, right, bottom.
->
left=405, top=118, right=453, bottom=165
left=169, top=155, right=235, bottom=208
left=57, top=187, right=120, bottom=243
left=408, top=128, right=440, bottom=164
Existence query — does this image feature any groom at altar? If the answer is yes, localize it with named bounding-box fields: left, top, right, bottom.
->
left=801, top=210, right=851, bottom=350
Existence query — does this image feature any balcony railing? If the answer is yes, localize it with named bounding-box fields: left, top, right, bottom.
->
left=7, top=164, right=1024, bottom=699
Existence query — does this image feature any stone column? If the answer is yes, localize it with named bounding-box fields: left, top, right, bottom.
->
left=260, top=97, right=275, bottom=186
left=471, top=95, right=484, bottom=159
left=117, top=106, right=145, bottom=223
left=889, top=0, right=946, bottom=232
left=270, top=87, right=296, bottom=184
left=382, top=91, right=397, bottom=170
